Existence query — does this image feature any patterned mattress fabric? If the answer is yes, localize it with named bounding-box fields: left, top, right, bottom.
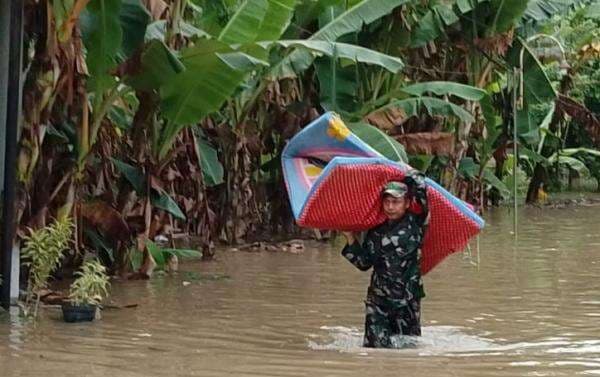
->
left=282, top=112, right=484, bottom=274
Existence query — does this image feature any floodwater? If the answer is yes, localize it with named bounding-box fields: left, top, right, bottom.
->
left=2, top=205, right=600, bottom=376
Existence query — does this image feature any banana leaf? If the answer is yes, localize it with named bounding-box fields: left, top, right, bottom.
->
left=347, top=121, right=408, bottom=162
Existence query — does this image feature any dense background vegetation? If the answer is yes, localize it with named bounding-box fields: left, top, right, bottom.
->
left=14, top=0, right=600, bottom=275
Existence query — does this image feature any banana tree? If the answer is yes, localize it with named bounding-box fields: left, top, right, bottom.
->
left=162, top=0, right=412, bottom=242
left=111, top=0, right=412, bottom=249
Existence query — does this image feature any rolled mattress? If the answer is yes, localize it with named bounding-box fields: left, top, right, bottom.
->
left=281, top=112, right=484, bottom=274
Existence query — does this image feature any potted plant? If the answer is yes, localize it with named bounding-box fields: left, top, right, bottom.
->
left=62, top=260, right=110, bottom=323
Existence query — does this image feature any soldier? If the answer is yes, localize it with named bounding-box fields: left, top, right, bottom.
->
left=342, top=169, right=429, bottom=348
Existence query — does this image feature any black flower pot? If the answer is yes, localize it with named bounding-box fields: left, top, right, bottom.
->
left=62, top=303, right=96, bottom=323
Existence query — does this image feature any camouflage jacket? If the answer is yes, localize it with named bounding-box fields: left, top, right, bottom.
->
left=342, top=170, right=429, bottom=308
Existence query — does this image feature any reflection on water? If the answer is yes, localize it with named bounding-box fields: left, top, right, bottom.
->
left=1, top=206, right=600, bottom=376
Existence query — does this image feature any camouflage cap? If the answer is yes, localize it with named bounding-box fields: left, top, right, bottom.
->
left=382, top=181, right=408, bottom=198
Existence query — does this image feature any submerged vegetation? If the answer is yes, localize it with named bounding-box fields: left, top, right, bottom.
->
left=13, top=0, right=600, bottom=277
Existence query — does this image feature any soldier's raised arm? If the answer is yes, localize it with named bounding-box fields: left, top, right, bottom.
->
left=403, top=169, right=429, bottom=227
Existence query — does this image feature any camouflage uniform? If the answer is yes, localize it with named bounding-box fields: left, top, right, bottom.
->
left=342, top=170, right=429, bottom=348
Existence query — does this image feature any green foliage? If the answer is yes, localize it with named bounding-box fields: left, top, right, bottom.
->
left=255, top=0, right=297, bottom=40
left=216, top=0, right=298, bottom=44
left=516, top=1, right=600, bottom=200
left=187, top=0, right=232, bottom=36
left=458, top=157, right=511, bottom=198
left=159, top=40, right=268, bottom=148
left=408, top=0, right=530, bottom=47
left=158, top=38, right=404, bottom=159
left=145, top=20, right=209, bottom=41
left=119, top=0, right=151, bottom=57
left=129, top=247, right=144, bottom=272
left=19, top=0, right=600, bottom=272
left=359, top=81, right=494, bottom=128
left=376, top=97, right=476, bottom=123
left=458, top=157, right=479, bottom=179
left=399, top=82, right=497, bottom=128
left=490, top=0, right=530, bottom=34
left=484, top=169, right=511, bottom=198
left=574, top=59, right=600, bottom=113
left=548, top=6, right=600, bottom=112
left=151, top=192, right=187, bottom=220
left=218, top=0, right=270, bottom=44
left=262, top=40, right=405, bottom=72
left=152, top=0, right=297, bottom=161
left=346, top=122, right=408, bottom=162
left=111, top=158, right=145, bottom=193
left=68, top=260, right=110, bottom=306
left=408, top=155, right=435, bottom=173
left=127, top=39, right=185, bottom=91
left=194, top=129, right=225, bottom=186
left=271, top=0, right=410, bottom=78
left=84, top=228, right=115, bottom=265
left=400, top=81, right=489, bottom=101
left=81, top=0, right=123, bottom=97
left=146, top=240, right=202, bottom=270
left=503, top=155, right=530, bottom=196
left=21, top=217, right=73, bottom=316
left=313, top=4, right=359, bottom=114
left=508, top=39, right=557, bottom=106
left=315, top=55, right=359, bottom=113
left=312, top=0, right=410, bottom=42
left=22, top=217, right=73, bottom=297
left=524, top=0, right=597, bottom=24
left=548, top=148, right=600, bottom=178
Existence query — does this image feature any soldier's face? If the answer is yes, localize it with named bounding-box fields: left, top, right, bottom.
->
left=382, top=195, right=410, bottom=220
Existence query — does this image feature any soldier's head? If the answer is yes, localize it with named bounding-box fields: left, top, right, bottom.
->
left=381, top=181, right=410, bottom=220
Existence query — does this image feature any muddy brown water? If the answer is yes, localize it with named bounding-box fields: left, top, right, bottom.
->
left=2, top=206, right=600, bottom=376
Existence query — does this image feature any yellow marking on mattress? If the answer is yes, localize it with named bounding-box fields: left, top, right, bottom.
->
left=304, top=165, right=323, bottom=177
left=327, top=116, right=351, bottom=141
